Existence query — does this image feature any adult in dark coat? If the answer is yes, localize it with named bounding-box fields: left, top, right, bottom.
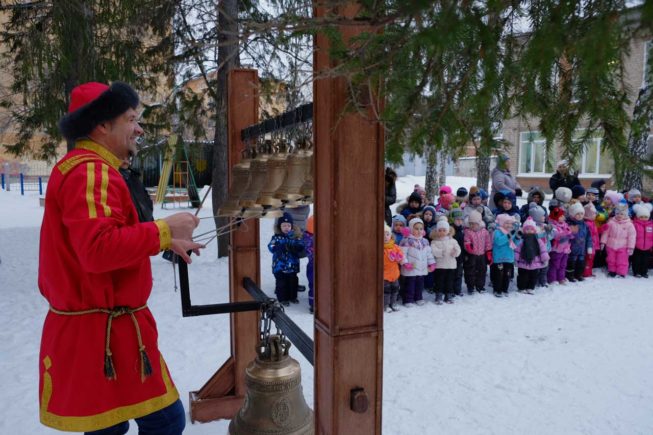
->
left=385, top=167, right=398, bottom=226
left=591, top=179, right=607, bottom=203
left=549, top=160, right=580, bottom=193
left=120, top=159, right=154, bottom=223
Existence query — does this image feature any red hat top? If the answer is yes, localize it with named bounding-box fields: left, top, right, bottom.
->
left=68, top=82, right=110, bottom=113
left=549, top=207, right=565, bottom=221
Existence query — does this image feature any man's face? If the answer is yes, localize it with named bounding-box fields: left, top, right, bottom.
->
left=104, top=108, right=143, bottom=159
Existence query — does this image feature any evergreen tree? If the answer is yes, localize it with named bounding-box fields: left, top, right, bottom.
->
left=0, top=0, right=176, bottom=160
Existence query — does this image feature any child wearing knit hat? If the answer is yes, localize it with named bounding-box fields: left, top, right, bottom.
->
left=268, top=212, right=305, bottom=305
left=515, top=218, right=550, bottom=294
left=547, top=207, right=573, bottom=285
left=600, top=200, right=636, bottom=278
left=392, top=214, right=407, bottom=244
left=399, top=217, right=436, bottom=306
left=450, top=208, right=466, bottom=296
left=383, top=224, right=406, bottom=312
left=631, top=203, right=653, bottom=278
left=529, top=203, right=554, bottom=287
left=464, top=190, right=496, bottom=230
left=491, top=214, right=520, bottom=297
left=565, top=202, right=592, bottom=282
left=431, top=217, right=461, bottom=304
left=463, top=210, right=492, bottom=294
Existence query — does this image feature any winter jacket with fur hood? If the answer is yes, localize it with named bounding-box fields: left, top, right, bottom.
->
left=399, top=235, right=436, bottom=276
left=431, top=229, right=462, bottom=269
left=600, top=217, right=636, bottom=251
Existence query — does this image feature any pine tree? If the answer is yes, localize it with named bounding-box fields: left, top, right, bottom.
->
left=0, top=0, right=176, bottom=160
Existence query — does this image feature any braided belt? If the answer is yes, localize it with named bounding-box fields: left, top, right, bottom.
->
left=49, top=304, right=152, bottom=381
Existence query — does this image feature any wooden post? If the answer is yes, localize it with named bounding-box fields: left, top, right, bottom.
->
left=313, top=3, right=384, bottom=434
left=189, top=69, right=261, bottom=423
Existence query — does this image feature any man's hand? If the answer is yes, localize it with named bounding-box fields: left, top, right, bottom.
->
left=163, top=213, right=200, bottom=240
left=171, top=239, right=205, bottom=264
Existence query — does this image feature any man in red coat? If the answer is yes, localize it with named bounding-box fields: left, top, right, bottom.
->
left=39, top=82, right=204, bottom=434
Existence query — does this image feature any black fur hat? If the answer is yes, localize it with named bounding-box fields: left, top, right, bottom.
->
left=59, top=81, right=139, bottom=142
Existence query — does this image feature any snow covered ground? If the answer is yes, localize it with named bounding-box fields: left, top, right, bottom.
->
left=1, top=177, right=653, bottom=435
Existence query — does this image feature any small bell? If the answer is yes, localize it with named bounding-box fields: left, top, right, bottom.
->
left=256, top=142, right=289, bottom=208
left=218, top=159, right=251, bottom=217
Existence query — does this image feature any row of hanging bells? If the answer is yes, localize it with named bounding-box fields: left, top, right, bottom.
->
left=219, top=135, right=314, bottom=219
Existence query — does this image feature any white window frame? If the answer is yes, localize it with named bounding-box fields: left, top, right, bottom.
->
left=574, top=129, right=613, bottom=178
left=518, top=131, right=553, bottom=176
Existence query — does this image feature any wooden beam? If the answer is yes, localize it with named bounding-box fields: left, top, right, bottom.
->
left=313, top=3, right=384, bottom=434
left=189, top=68, right=261, bottom=423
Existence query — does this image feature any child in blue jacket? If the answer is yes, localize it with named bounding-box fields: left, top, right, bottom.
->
left=268, top=212, right=305, bottom=306
left=491, top=214, right=521, bottom=297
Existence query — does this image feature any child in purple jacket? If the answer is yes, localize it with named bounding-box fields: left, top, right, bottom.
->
left=547, top=207, right=573, bottom=285
left=515, top=218, right=550, bottom=294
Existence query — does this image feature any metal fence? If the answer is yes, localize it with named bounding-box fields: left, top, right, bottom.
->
left=1, top=160, right=52, bottom=194
left=131, top=140, right=213, bottom=188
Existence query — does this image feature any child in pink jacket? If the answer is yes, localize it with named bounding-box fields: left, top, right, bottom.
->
left=631, top=203, right=653, bottom=278
left=600, top=200, right=636, bottom=278
left=515, top=218, right=550, bottom=294
left=547, top=207, right=573, bottom=285
left=463, top=210, right=492, bottom=294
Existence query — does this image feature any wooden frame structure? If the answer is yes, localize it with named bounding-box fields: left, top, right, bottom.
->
left=190, top=3, right=384, bottom=433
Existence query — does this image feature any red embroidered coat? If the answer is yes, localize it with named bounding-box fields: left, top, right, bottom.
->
left=38, top=140, right=177, bottom=432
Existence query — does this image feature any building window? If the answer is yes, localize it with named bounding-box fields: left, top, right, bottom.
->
left=574, top=131, right=613, bottom=176
left=519, top=131, right=553, bottom=174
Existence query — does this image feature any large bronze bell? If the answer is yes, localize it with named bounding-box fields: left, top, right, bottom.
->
left=229, top=335, right=314, bottom=435
left=218, top=158, right=252, bottom=217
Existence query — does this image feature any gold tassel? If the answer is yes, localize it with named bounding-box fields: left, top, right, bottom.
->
left=104, top=352, right=116, bottom=380
left=140, top=347, right=153, bottom=382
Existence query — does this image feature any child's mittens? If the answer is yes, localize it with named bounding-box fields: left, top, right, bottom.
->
left=403, top=262, right=414, bottom=271
left=464, top=241, right=473, bottom=252
left=486, top=251, right=493, bottom=265
left=587, top=247, right=593, bottom=255
left=401, top=227, right=411, bottom=237
left=628, top=249, right=634, bottom=256
left=388, top=251, right=397, bottom=262
left=427, top=263, right=436, bottom=272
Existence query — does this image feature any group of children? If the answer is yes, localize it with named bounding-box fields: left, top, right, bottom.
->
left=267, top=183, right=653, bottom=315
left=382, top=183, right=653, bottom=313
